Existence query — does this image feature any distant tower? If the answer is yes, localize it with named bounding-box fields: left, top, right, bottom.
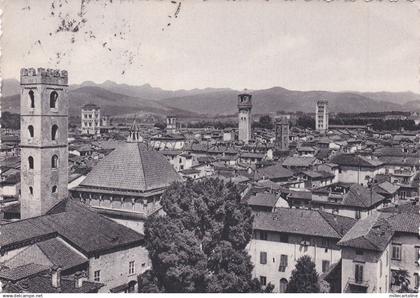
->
left=166, top=115, right=177, bottom=134
left=127, top=119, right=143, bottom=142
left=238, top=91, right=253, bottom=144
left=101, top=115, right=109, bottom=127
left=316, top=100, right=329, bottom=133
left=275, top=115, right=289, bottom=151
left=81, top=103, right=101, bottom=136
left=20, top=68, right=69, bottom=219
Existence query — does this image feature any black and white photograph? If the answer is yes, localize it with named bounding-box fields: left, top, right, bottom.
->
left=0, top=0, right=419, bottom=295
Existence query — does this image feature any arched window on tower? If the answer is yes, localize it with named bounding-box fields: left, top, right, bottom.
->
left=50, top=91, right=58, bottom=109
left=29, top=90, right=35, bottom=108
left=29, top=187, right=33, bottom=195
left=51, top=155, right=59, bottom=168
left=28, top=156, right=34, bottom=169
left=52, top=185, right=57, bottom=193
left=28, top=125, right=34, bottom=139
left=51, top=125, right=58, bottom=141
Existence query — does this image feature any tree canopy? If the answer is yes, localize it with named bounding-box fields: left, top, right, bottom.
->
left=286, top=255, right=320, bottom=293
left=138, top=178, right=271, bottom=293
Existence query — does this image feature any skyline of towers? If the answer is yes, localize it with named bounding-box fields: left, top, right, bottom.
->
left=316, top=99, right=329, bottom=133
left=238, top=91, right=253, bottom=144
left=20, top=68, right=69, bottom=219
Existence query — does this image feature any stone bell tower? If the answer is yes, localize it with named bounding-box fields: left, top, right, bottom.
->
left=238, top=91, right=252, bottom=144
left=20, top=68, right=69, bottom=219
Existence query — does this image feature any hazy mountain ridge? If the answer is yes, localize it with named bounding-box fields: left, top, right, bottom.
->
left=2, top=78, right=420, bottom=117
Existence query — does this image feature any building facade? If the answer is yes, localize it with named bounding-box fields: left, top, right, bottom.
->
left=20, top=68, right=69, bottom=219
left=81, top=104, right=101, bottom=136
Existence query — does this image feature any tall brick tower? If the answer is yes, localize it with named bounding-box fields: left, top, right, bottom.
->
left=20, top=68, right=69, bottom=219
left=238, top=91, right=252, bottom=144
left=275, top=115, right=289, bottom=151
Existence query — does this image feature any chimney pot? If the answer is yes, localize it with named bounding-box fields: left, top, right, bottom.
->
left=51, top=265, right=62, bottom=289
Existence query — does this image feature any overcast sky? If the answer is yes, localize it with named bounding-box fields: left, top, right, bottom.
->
left=1, top=0, right=419, bottom=92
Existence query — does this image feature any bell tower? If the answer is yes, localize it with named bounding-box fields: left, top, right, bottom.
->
left=237, top=91, right=252, bottom=144
left=20, top=68, right=69, bottom=219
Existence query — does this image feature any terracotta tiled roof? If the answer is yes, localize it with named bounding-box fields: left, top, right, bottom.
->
left=80, top=142, right=182, bottom=192
left=255, top=163, right=294, bottom=180
left=253, top=208, right=356, bottom=239
left=1, top=199, right=144, bottom=256
left=0, top=264, right=50, bottom=282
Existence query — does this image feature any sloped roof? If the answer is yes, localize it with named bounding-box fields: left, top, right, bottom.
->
left=1, top=199, right=144, bottom=256
left=36, top=238, right=88, bottom=270
left=253, top=208, right=356, bottom=239
left=282, top=156, right=319, bottom=167
left=330, top=154, right=383, bottom=168
left=342, top=184, right=385, bottom=208
left=338, top=212, right=393, bottom=251
left=80, top=142, right=182, bottom=192
left=247, top=193, right=279, bottom=208
left=0, top=264, right=50, bottom=282
left=255, top=163, right=294, bottom=180
left=375, top=181, right=399, bottom=195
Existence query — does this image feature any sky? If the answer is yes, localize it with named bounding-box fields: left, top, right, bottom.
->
left=1, top=0, right=419, bottom=92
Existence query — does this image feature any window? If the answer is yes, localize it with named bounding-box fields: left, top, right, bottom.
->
left=29, top=90, right=35, bottom=108
left=94, top=270, right=100, bottom=282
left=414, top=273, right=419, bottom=289
left=29, top=187, right=33, bottom=195
left=51, top=125, right=58, bottom=141
left=355, top=210, right=361, bottom=219
left=28, top=156, right=34, bottom=169
left=279, top=234, right=289, bottom=243
left=322, top=238, right=329, bottom=252
left=354, top=263, right=364, bottom=284
left=279, top=255, right=288, bottom=272
left=386, top=250, right=389, bottom=266
left=260, top=252, right=267, bottom=265
left=129, top=261, right=135, bottom=275
left=392, top=244, right=401, bottom=260
left=51, top=155, right=58, bottom=168
left=52, top=185, right=57, bottom=193
left=322, top=260, right=330, bottom=273
left=260, top=276, right=266, bottom=286
left=28, top=125, right=34, bottom=138
left=260, top=231, right=268, bottom=240
left=50, top=91, right=58, bottom=108
left=415, top=246, right=420, bottom=264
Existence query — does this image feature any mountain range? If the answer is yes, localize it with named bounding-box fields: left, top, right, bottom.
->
left=2, top=78, right=420, bottom=117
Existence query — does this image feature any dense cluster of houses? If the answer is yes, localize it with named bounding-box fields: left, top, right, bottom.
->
left=0, top=68, right=419, bottom=293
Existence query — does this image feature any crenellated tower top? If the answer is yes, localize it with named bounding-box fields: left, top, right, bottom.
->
left=20, top=67, right=68, bottom=86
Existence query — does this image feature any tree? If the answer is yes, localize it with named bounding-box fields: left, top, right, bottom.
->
left=255, top=115, right=273, bottom=130
left=138, top=178, right=272, bottom=293
left=286, top=255, right=320, bottom=293
left=392, top=269, right=414, bottom=293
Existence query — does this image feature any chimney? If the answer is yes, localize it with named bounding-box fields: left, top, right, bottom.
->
left=74, top=271, right=87, bottom=289
left=51, top=265, right=62, bottom=289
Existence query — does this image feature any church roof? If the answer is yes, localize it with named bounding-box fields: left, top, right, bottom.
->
left=80, top=142, right=182, bottom=192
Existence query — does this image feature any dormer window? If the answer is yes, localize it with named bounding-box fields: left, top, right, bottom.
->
left=50, top=91, right=58, bottom=109
left=29, top=90, right=35, bottom=108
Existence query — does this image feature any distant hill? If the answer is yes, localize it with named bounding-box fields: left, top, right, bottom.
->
left=1, top=85, right=196, bottom=117
left=71, top=80, right=232, bottom=101
left=158, top=87, right=411, bottom=115
left=2, top=78, right=420, bottom=117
